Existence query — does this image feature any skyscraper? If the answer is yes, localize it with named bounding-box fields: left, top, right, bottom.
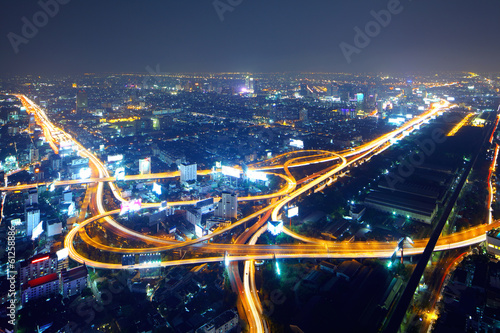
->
left=299, top=108, right=309, bottom=123
left=300, top=83, right=309, bottom=97
left=76, top=90, right=88, bottom=115
left=25, top=205, right=40, bottom=237
left=245, top=76, right=254, bottom=93
left=405, top=80, right=413, bottom=98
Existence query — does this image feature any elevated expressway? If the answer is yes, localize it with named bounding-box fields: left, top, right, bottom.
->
left=15, top=95, right=499, bottom=333
left=51, top=99, right=496, bottom=267
left=14, top=95, right=494, bottom=267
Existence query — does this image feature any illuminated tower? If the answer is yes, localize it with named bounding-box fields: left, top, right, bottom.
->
left=76, top=90, right=88, bottom=115
left=245, top=76, right=254, bottom=93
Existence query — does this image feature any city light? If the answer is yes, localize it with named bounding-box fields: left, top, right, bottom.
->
left=107, top=154, right=123, bottom=162
left=287, top=206, right=299, bottom=218
left=56, top=248, right=69, bottom=260
left=9, top=72, right=495, bottom=333
left=152, top=182, right=162, bottom=195
left=221, top=166, right=240, bottom=178
left=115, top=167, right=125, bottom=181
left=31, top=256, right=50, bottom=264
left=31, top=221, right=44, bottom=240
left=290, top=139, right=304, bottom=149
left=79, top=167, right=92, bottom=179
left=268, top=220, right=284, bottom=236
left=247, top=170, right=268, bottom=182
left=120, top=199, right=142, bottom=215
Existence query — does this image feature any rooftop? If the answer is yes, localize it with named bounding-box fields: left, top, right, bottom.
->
left=487, top=228, right=500, bottom=239
left=21, top=252, right=57, bottom=268
left=61, top=265, right=88, bottom=282
left=196, top=309, right=238, bottom=333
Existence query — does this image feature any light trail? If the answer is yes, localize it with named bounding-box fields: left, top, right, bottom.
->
left=488, top=144, right=499, bottom=224
left=18, top=94, right=493, bottom=331
left=53, top=99, right=455, bottom=264
left=243, top=224, right=269, bottom=333
left=490, top=114, right=500, bottom=144
left=446, top=112, right=474, bottom=137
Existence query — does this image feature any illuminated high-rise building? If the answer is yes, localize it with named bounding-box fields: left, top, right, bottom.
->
left=20, top=253, right=58, bottom=284
left=245, top=76, right=254, bottom=93
left=180, top=162, right=197, bottom=183
left=25, top=205, right=40, bottom=237
left=76, top=90, right=88, bottom=115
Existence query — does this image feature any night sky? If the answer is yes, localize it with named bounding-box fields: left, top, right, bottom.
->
left=1, top=0, right=499, bottom=75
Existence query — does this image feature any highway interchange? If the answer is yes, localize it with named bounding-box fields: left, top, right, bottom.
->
left=8, top=95, right=500, bottom=332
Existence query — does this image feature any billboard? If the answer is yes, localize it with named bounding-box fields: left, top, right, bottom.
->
left=247, top=170, right=268, bottom=182
left=388, top=117, right=406, bottom=125
left=139, top=158, right=151, bottom=175
left=108, top=154, right=123, bottom=162
left=268, top=220, right=283, bottom=236
left=71, top=158, right=89, bottom=166
left=287, top=206, right=299, bottom=218
left=152, top=183, right=162, bottom=195
left=120, top=199, right=142, bottom=215
left=32, top=221, right=44, bottom=240
left=139, top=253, right=161, bottom=265
left=159, top=200, right=169, bottom=212
left=290, top=139, right=304, bottom=149
left=222, top=166, right=240, bottom=178
left=115, top=167, right=125, bottom=181
left=122, top=254, right=135, bottom=266
left=195, top=225, right=204, bottom=238
left=56, top=248, right=69, bottom=261
left=11, top=218, right=22, bottom=226
left=79, top=167, right=92, bottom=179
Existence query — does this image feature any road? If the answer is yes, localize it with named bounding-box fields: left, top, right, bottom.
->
left=17, top=94, right=498, bottom=332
